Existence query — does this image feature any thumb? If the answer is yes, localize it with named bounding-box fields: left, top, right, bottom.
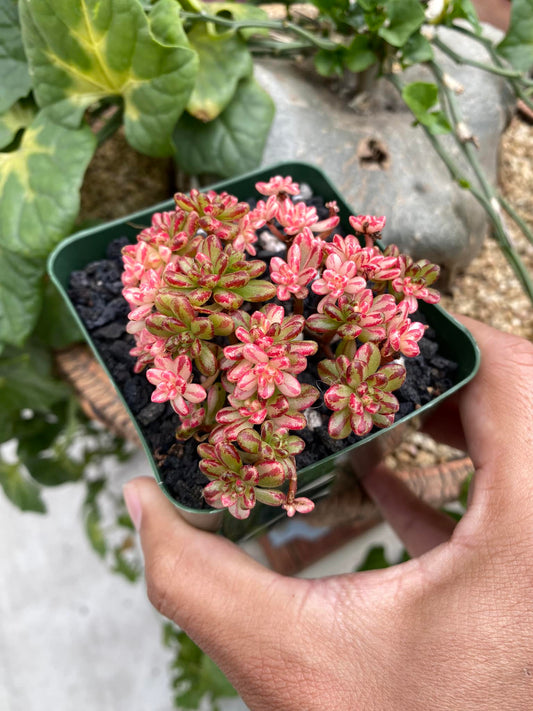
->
left=123, top=477, right=287, bottom=647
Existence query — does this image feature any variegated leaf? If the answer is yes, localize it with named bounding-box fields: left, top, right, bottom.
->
left=19, top=0, right=198, bottom=157
left=0, top=114, right=96, bottom=258
left=0, top=101, right=35, bottom=150
left=185, top=23, right=253, bottom=121
left=173, top=76, right=275, bottom=178
left=0, top=0, right=32, bottom=113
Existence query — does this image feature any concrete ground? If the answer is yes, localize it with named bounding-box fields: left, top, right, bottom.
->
left=0, top=447, right=402, bottom=711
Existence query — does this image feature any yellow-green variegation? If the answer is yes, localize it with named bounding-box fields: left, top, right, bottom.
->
left=19, top=0, right=198, bottom=157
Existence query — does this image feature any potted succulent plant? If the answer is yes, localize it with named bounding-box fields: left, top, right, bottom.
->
left=49, top=161, right=480, bottom=540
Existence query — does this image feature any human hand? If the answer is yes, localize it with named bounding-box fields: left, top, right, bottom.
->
left=123, top=317, right=533, bottom=710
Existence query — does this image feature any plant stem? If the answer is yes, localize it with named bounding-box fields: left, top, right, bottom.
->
left=179, top=10, right=337, bottom=50
left=293, top=297, right=304, bottom=315
left=387, top=72, right=533, bottom=303
left=431, top=35, right=533, bottom=84
left=249, top=39, right=314, bottom=55
left=498, top=194, right=533, bottom=247
left=95, top=106, right=124, bottom=147
left=448, top=24, right=533, bottom=113
left=430, top=59, right=533, bottom=255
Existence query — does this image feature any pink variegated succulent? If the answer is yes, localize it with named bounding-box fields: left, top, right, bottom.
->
left=270, top=228, right=323, bottom=301
left=312, top=252, right=367, bottom=311
left=122, top=175, right=442, bottom=521
left=174, top=188, right=250, bottom=242
left=223, top=304, right=318, bottom=400
left=163, top=234, right=275, bottom=310
left=255, top=175, right=300, bottom=198
left=349, top=214, right=386, bottom=237
left=307, top=290, right=397, bottom=342
left=392, top=256, right=441, bottom=313
left=277, top=199, right=340, bottom=236
left=146, top=355, right=206, bottom=417
left=318, top=343, right=406, bottom=438
left=381, top=301, right=427, bottom=359
left=198, top=441, right=287, bottom=519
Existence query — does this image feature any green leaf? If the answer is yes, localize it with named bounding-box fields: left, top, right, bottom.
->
left=401, top=33, right=434, bottom=66
left=0, top=408, right=13, bottom=444
left=378, top=0, right=425, bottom=47
left=0, top=101, right=35, bottom=150
left=356, top=545, right=391, bottom=571
left=34, top=279, right=83, bottom=349
left=458, top=470, right=473, bottom=509
left=354, top=0, right=377, bottom=11
left=0, top=459, right=46, bottom=513
left=186, top=23, right=253, bottom=121
left=0, top=113, right=96, bottom=259
left=497, top=0, right=533, bottom=73
left=13, top=407, right=67, bottom=457
left=202, top=2, right=269, bottom=40
left=311, top=0, right=351, bottom=12
left=343, top=35, right=378, bottom=73
left=85, top=506, right=108, bottom=557
left=442, top=0, right=482, bottom=33
left=19, top=0, right=198, bottom=157
left=402, top=81, right=451, bottom=135
left=16, top=402, right=84, bottom=487
left=0, top=346, right=69, bottom=413
left=84, top=477, right=107, bottom=508
left=314, top=48, right=345, bottom=77
left=164, top=625, right=237, bottom=709
left=174, top=76, right=274, bottom=177
left=356, top=544, right=409, bottom=571
left=112, top=547, right=141, bottom=582
left=0, top=0, right=32, bottom=113
left=20, top=449, right=84, bottom=487
left=0, top=247, right=45, bottom=347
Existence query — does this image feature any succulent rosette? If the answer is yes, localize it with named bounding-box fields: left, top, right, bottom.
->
left=318, top=343, right=406, bottom=438
left=121, top=174, right=441, bottom=520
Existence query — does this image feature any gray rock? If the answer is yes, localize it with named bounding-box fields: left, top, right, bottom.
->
left=255, top=26, right=514, bottom=277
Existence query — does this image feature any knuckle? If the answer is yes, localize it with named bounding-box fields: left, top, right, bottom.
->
left=145, top=551, right=181, bottom=620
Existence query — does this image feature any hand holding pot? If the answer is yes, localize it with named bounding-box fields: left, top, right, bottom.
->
left=123, top=317, right=533, bottom=710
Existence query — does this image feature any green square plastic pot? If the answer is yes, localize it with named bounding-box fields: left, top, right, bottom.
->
left=48, top=161, right=480, bottom=542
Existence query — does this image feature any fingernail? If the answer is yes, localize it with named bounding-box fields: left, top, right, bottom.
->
left=123, top=483, right=142, bottom=531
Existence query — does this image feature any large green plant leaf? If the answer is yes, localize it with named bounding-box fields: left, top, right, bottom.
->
left=0, top=101, right=35, bottom=150
left=186, top=23, right=253, bottom=121
left=0, top=460, right=46, bottom=513
left=0, top=113, right=96, bottom=258
left=0, top=408, right=13, bottom=443
left=0, top=247, right=44, bottom=347
left=19, top=0, right=198, bottom=157
left=498, top=0, right=533, bottom=73
left=344, top=34, right=378, bottom=73
left=379, top=0, right=425, bottom=47
left=0, top=0, right=32, bottom=113
left=174, top=76, right=274, bottom=177
left=34, top=280, right=82, bottom=349
left=0, top=346, right=69, bottom=413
